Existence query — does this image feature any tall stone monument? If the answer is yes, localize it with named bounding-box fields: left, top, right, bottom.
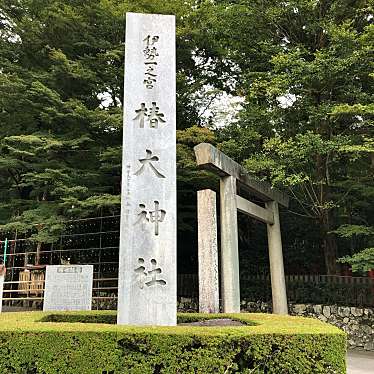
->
left=118, top=13, right=176, bottom=326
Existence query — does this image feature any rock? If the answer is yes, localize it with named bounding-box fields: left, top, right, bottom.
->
left=348, top=339, right=356, bottom=347
left=364, top=308, right=373, bottom=316
left=313, top=304, right=322, bottom=314
left=328, top=315, right=337, bottom=324
left=349, top=322, right=359, bottom=332
left=323, top=306, right=331, bottom=318
left=293, top=304, right=306, bottom=314
left=246, top=302, right=256, bottom=311
left=338, top=306, right=350, bottom=317
left=351, top=307, right=363, bottom=317
left=343, top=317, right=349, bottom=324
left=361, top=325, right=372, bottom=334
left=318, top=315, right=328, bottom=322
left=260, top=302, right=269, bottom=312
left=364, top=342, right=374, bottom=351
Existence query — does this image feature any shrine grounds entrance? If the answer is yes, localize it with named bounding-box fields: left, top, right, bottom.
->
left=195, top=143, right=289, bottom=314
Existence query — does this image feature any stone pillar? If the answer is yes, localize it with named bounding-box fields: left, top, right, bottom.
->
left=266, top=201, right=288, bottom=315
left=197, top=189, right=219, bottom=313
left=118, top=13, right=177, bottom=326
left=220, top=176, right=240, bottom=313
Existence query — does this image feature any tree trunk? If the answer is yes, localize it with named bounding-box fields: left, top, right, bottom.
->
left=320, top=210, right=338, bottom=275
left=316, top=150, right=338, bottom=275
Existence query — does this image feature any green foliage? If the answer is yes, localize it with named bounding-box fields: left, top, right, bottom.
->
left=338, top=248, right=374, bottom=272
left=334, top=225, right=374, bottom=272
left=212, top=0, right=374, bottom=274
left=0, top=311, right=346, bottom=374
left=332, top=225, right=374, bottom=238
left=0, top=0, right=224, bottom=261
left=1, top=0, right=373, bottom=277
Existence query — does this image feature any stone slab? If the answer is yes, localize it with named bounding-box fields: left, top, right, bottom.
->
left=194, top=143, right=289, bottom=207
left=118, top=12, right=176, bottom=326
left=197, top=189, right=219, bottom=313
left=43, top=265, right=93, bottom=311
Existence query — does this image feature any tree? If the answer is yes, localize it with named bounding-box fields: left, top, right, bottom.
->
left=209, top=0, right=374, bottom=274
left=0, top=0, right=125, bottom=259
left=2, top=0, right=372, bottom=277
left=339, top=248, right=374, bottom=273
left=0, top=0, right=226, bottom=268
left=336, top=224, right=374, bottom=273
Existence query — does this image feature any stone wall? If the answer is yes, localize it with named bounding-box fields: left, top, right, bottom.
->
left=177, top=298, right=374, bottom=351
left=241, top=301, right=374, bottom=351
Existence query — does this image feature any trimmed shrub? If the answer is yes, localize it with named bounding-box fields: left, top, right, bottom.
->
left=0, top=311, right=346, bottom=373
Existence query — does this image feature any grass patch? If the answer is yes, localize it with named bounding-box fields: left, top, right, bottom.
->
left=0, top=311, right=346, bottom=373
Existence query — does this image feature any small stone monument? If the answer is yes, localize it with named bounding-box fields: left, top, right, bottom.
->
left=117, top=12, right=177, bottom=326
left=0, top=265, right=5, bottom=313
left=43, top=265, right=93, bottom=311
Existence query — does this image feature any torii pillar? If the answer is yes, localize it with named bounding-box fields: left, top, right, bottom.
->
left=195, top=143, right=289, bottom=315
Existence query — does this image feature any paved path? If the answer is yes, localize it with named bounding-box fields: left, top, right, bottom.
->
left=347, top=350, right=374, bottom=374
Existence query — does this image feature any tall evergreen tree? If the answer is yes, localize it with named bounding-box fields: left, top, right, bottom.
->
left=0, top=0, right=224, bottom=265
left=211, top=0, right=374, bottom=274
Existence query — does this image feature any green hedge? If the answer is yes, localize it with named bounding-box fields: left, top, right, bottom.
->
left=0, top=311, right=346, bottom=373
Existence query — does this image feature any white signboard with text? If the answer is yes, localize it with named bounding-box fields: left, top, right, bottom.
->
left=43, top=265, right=93, bottom=311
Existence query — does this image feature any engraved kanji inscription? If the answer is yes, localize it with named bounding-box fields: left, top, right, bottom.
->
left=143, top=35, right=159, bottom=46
left=133, top=103, right=147, bottom=128
left=134, top=150, right=165, bottom=178
left=148, top=102, right=165, bottom=128
left=134, top=257, right=166, bottom=289
left=133, top=102, right=166, bottom=128
left=134, top=258, right=147, bottom=289
left=143, top=35, right=159, bottom=60
left=144, top=62, right=157, bottom=88
left=143, top=35, right=160, bottom=88
left=149, top=201, right=166, bottom=236
left=135, top=204, right=149, bottom=225
left=134, top=201, right=166, bottom=235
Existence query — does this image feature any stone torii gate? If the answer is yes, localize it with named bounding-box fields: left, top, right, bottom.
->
left=194, top=143, right=289, bottom=315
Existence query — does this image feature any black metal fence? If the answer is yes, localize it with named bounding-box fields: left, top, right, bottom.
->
left=179, top=273, right=374, bottom=307
left=1, top=216, right=373, bottom=309
left=2, top=273, right=373, bottom=310
left=241, top=274, right=374, bottom=307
